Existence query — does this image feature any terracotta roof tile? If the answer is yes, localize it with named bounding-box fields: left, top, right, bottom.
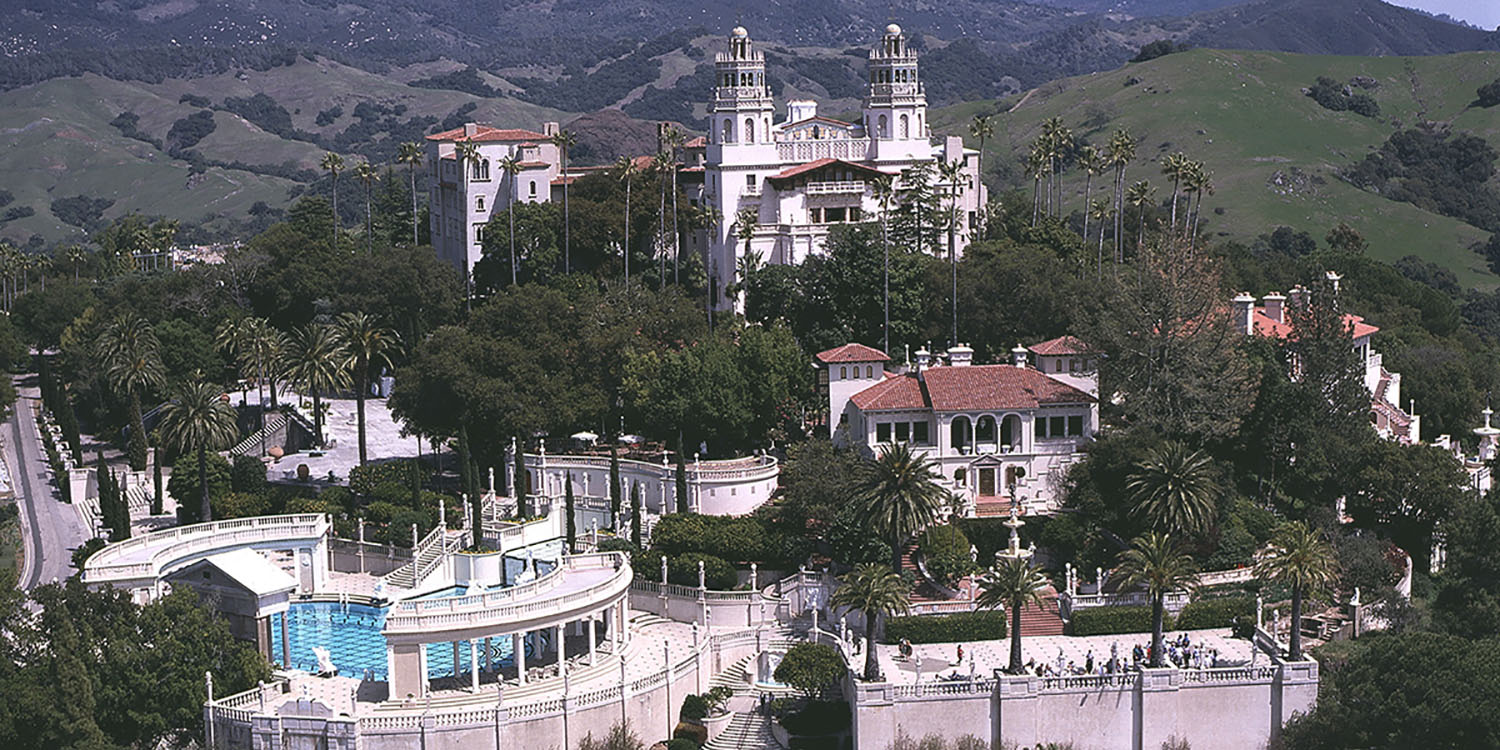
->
left=427, top=125, right=550, bottom=143
left=1252, top=308, right=1379, bottom=339
left=684, top=136, right=707, bottom=148
left=1029, top=335, right=1094, bottom=356
left=816, top=343, right=890, bottom=364
left=767, top=158, right=888, bottom=182
left=850, top=364, right=1094, bottom=412
left=785, top=115, right=857, bottom=129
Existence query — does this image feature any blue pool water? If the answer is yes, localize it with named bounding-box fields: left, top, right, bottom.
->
left=268, top=552, right=560, bottom=681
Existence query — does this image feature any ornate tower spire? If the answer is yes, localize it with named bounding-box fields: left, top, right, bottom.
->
left=863, top=24, right=929, bottom=160
left=710, top=26, right=774, bottom=146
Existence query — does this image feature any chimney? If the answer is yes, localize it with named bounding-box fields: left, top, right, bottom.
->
left=1232, top=292, right=1256, bottom=336
left=914, top=345, right=932, bottom=375
left=463, top=122, right=478, bottom=138
left=1263, top=292, right=1286, bottom=324
left=1325, top=270, right=1343, bottom=297
left=787, top=100, right=817, bottom=123
left=1288, top=285, right=1308, bottom=313
left=948, top=344, right=973, bottom=367
left=1011, top=344, right=1029, bottom=369
left=543, top=121, right=560, bottom=137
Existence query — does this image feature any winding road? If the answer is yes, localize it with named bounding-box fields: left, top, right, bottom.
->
left=8, top=382, right=89, bottom=590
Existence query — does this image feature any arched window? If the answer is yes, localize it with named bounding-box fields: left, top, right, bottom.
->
left=1002, top=415, right=1023, bottom=452
left=529, top=181, right=537, bottom=197
left=745, top=118, right=755, bottom=143
left=976, top=416, right=998, bottom=452
left=951, top=416, right=973, bottom=455
left=865, top=365, right=872, bottom=378
left=878, top=114, right=888, bottom=139
left=723, top=119, right=733, bottom=144
left=839, top=366, right=847, bottom=379
left=899, top=114, right=909, bottom=139
left=475, top=196, right=485, bottom=212
left=812, top=126, right=821, bottom=140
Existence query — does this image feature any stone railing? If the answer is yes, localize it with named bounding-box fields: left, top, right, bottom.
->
left=806, top=180, right=866, bottom=195
left=1195, top=567, right=1256, bottom=587
left=776, top=138, right=872, bottom=163
left=84, top=513, right=329, bottom=583
left=1058, top=589, right=1191, bottom=621
left=383, top=553, right=631, bottom=634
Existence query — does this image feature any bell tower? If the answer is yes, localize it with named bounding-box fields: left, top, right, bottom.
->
left=864, top=24, right=929, bottom=162
left=709, top=26, right=776, bottom=152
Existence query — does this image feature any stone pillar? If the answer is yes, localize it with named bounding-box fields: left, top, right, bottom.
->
left=1137, top=667, right=1183, bottom=750
left=588, top=615, right=598, bottom=665
left=452, top=642, right=461, bottom=679
left=484, top=637, right=492, bottom=672
left=470, top=640, right=479, bottom=691
left=388, top=643, right=426, bottom=700
left=515, top=632, right=527, bottom=685
left=280, top=612, right=290, bottom=668
left=556, top=622, right=567, bottom=680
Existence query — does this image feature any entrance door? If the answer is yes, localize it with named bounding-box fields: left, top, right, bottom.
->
left=979, top=468, right=997, bottom=497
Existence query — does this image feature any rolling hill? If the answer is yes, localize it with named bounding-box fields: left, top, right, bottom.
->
left=931, top=48, right=1500, bottom=288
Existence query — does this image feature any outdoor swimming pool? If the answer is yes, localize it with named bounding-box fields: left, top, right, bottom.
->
left=270, top=554, right=559, bottom=680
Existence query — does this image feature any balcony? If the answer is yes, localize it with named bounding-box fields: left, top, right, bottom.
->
left=806, top=180, right=866, bottom=195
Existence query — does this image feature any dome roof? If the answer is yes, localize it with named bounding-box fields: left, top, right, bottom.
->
left=885, top=23, right=902, bottom=35
left=732, top=26, right=749, bottom=38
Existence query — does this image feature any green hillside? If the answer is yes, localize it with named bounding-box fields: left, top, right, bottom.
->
left=933, top=49, right=1500, bottom=289
left=0, top=57, right=571, bottom=246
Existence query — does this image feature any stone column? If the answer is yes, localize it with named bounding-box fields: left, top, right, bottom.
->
left=452, top=642, right=461, bottom=679
left=280, top=612, right=290, bottom=668
left=484, top=636, right=492, bottom=672
left=588, top=615, right=598, bottom=665
left=556, top=622, right=567, bottom=680
left=470, top=640, right=480, bottom=691
left=515, top=632, right=527, bottom=685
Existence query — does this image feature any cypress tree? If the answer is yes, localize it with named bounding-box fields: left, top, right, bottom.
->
left=151, top=450, right=163, bottom=516
left=126, top=398, right=148, bottom=471
left=675, top=444, right=689, bottom=514
left=629, top=482, right=642, bottom=549
left=564, top=472, right=576, bottom=553
left=609, top=445, right=622, bottom=530
left=113, top=471, right=131, bottom=540
left=512, top=437, right=529, bottom=519
left=56, top=389, right=81, bottom=464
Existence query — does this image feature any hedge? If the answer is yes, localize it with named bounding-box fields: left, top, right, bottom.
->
left=883, top=611, right=1007, bottom=644
left=1174, top=596, right=1255, bottom=631
left=1069, top=605, right=1169, bottom=636
left=918, top=523, right=975, bottom=585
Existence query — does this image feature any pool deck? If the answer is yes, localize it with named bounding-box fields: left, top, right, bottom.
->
left=877, top=628, right=1256, bottom=683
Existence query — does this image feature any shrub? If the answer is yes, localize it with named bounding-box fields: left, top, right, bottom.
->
left=72, top=536, right=107, bottom=571
left=778, top=699, right=850, bottom=735
left=1070, top=605, right=1169, bottom=636
left=1478, top=78, right=1500, bottom=108
left=671, top=723, right=707, bottom=745
left=883, top=611, right=1007, bottom=644
left=668, top=553, right=736, bottom=590
left=350, top=459, right=427, bottom=497
left=679, top=693, right=709, bottom=722
left=231, top=454, right=267, bottom=493
left=773, top=643, right=846, bottom=698
left=167, top=452, right=233, bottom=518
left=664, top=740, right=699, bottom=750
left=1174, top=596, right=1254, bottom=630
left=918, top=523, right=975, bottom=585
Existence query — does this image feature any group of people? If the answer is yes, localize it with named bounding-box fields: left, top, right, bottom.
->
left=1014, top=634, right=1226, bottom=678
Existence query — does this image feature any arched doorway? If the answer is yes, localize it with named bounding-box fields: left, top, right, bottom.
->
left=951, top=416, right=972, bottom=455
left=975, top=416, right=998, bottom=454
left=1001, top=415, right=1023, bottom=453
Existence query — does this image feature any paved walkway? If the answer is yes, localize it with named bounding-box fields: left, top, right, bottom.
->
left=8, top=380, right=89, bottom=589
left=878, top=628, right=1255, bottom=682
left=237, top=386, right=440, bottom=485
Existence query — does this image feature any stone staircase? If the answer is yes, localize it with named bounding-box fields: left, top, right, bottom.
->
left=704, top=710, right=779, bottom=750
left=382, top=529, right=456, bottom=590
left=229, top=411, right=289, bottom=457
left=709, top=655, right=754, bottom=694
left=1015, top=590, right=1066, bottom=637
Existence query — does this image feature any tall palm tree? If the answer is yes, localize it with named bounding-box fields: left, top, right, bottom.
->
left=1027, top=145, right=1046, bottom=227
left=499, top=154, right=523, bottom=286
left=939, top=158, right=965, bottom=347
left=1116, top=533, right=1198, bottom=667
left=249, top=319, right=289, bottom=410
left=97, top=313, right=165, bottom=471
left=63, top=245, right=87, bottom=281
left=355, top=161, right=380, bottom=253
left=663, top=126, right=685, bottom=283
left=871, top=174, right=896, bottom=354
left=1107, top=129, right=1137, bottom=263
left=1185, top=161, right=1213, bottom=251
left=1256, top=522, right=1338, bottom=661
left=977, top=557, right=1051, bottom=674
left=1126, top=180, right=1155, bottom=254
left=615, top=155, right=638, bottom=288
left=281, top=324, right=349, bottom=447
left=333, top=312, right=401, bottom=466
left=829, top=563, right=910, bottom=680
left=320, top=152, right=345, bottom=249
left=1161, top=152, right=1191, bottom=233
left=158, top=381, right=239, bottom=524
left=968, top=114, right=994, bottom=202
left=1090, top=198, right=1111, bottom=278
left=1127, top=442, right=1218, bottom=538
left=1077, top=145, right=1102, bottom=243
left=454, top=141, right=483, bottom=302
left=1040, top=117, right=1070, bottom=217
left=730, top=207, right=758, bottom=308
left=853, top=441, right=950, bottom=574
left=215, top=316, right=283, bottom=454
left=550, top=129, right=577, bottom=273
left=396, top=141, right=424, bottom=246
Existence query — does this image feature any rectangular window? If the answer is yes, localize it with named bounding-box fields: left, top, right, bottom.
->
left=746, top=174, right=756, bottom=188
left=913, top=421, right=929, bottom=444
left=849, top=207, right=862, bottom=222
left=1067, top=415, right=1084, bottom=436
left=876, top=423, right=892, bottom=443
left=1069, top=359, right=1080, bottom=373
left=895, top=422, right=910, bottom=442
left=473, top=224, right=486, bottom=244
left=1050, top=416, right=1065, bottom=437
left=811, top=207, right=823, bottom=223
left=1034, top=418, right=1046, bottom=439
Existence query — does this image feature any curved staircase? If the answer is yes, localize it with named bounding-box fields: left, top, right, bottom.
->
left=704, top=710, right=778, bottom=750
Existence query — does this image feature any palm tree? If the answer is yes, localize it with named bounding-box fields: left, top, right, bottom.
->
left=615, top=155, right=638, bottom=288
left=871, top=174, right=896, bottom=354
left=454, top=141, right=482, bottom=303
left=1256, top=522, right=1338, bottom=661
left=63, top=245, right=87, bottom=281
left=1077, top=145, right=1101, bottom=243
left=1116, top=533, right=1198, bottom=667
left=333, top=312, right=402, bottom=466
left=829, top=563, right=910, bottom=680
left=977, top=557, right=1051, bottom=674
left=355, top=161, right=380, bottom=253
left=663, top=126, right=685, bottom=283
left=938, top=158, right=965, bottom=347
left=1162, top=152, right=1191, bottom=233
left=498, top=154, right=523, bottom=286
left=1126, top=180, right=1155, bottom=253
left=320, top=152, right=345, bottom=248
left=1185, top=161, right=1213, bottom=251
left=158, top=381, right=239, bottom=524
left=853, top=441, right=950, bottom=574
left=969, top=114, right=994, bottom=233
left=549, top=129, right=577, bottom=273
left=97, top=313, right=165, bottom=471
left=281, top=324, right=349, bottom=447
left=396, top=141, right=424, bottom=246
left=1040, top=117, right=1070, bottom=217
left=249, top=319, right=288, bottom=410
left=1107, top=129, right=1137, bottom=263
left=1128, top=442, right=1218, bottom=538
left=730, top=207, right=758, bottom=308
left=214, top=317, right=264, bottom=454
left=1090, top=198, right=1111, bottom=278
left=1027, top=145, right=1046, bottom=226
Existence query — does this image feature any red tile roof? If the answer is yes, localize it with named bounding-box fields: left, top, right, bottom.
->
left=785, top=115, right=857, bottom=129
left=1252, top=308, right=1379, bottom=339
left=427, top=125, right=549, bottom=143
left=850, top=365, right=1094, bottom=412
left=1029, top=335, right=1094, bottom=356
left=816, top=343, right=890, bottom=364
left=515, top=161, right=550, bottom=169
left=767, top=158, right=888, bottom=183
left=684, top=136, right=707, bottom=148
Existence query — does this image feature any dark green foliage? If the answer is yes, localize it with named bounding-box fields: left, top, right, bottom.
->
left=109, top=110, right=164, bottom=150
left=179, top=93, right=211, bottom=108
left=409, top=66, right=503, bottom=97
left=630, top=482, right=642, bottom=549
left=71, top=536, right=107, bottom=572
left=883, top=611, right=1008, bottom=644
left=667, top=552, right=736, bottom=590
left=152, top=454, right=163, bottom=515
left=1131, top=39, right=1190, bottom=63
left=0, top=205, right=34, bottom=223
left=565, top=471, right=577, bottom=552
left=609, top=446, right=621, bottom=528
left=679, top=693, right=709, bottom=722
left=1070, top=605, right=1168, bottom=636
left=349, top=459, right=428, bottom=497
left=777, top=700, right=852, bottom=736
left=314, top=106, right=343, bottom=126
left=49, top=195, right=115, bottom=232
left=220, top=93, right=309, bottom=141
left=1173, top=596, right=1254, bottom=630
left=664, top=739, right=698, bottom=750
left=165, top=110, right=216, bottom=151
left=917, top=523, right=975, bottom=585
left=1477, top=78, right=1500, bottom=108
left=1344, top=127, right=1500, bottom=232
left=514, top=440, right=530, bottom=519
left=1306, top=76, right=1380, bottom=117
left=168, top=452, right=232, bottom=521
left=231, top=454, right=267, bottom=493
left=675, top=445, right=689, bottom=514
left=772, top=643, right=846, bottom=699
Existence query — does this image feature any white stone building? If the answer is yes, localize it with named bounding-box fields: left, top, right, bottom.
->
left=701, top=24, right=986, bottom=310
left=425, top=122, right=564, bottom=276
left=817, top=340, right=1098, bottom=516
